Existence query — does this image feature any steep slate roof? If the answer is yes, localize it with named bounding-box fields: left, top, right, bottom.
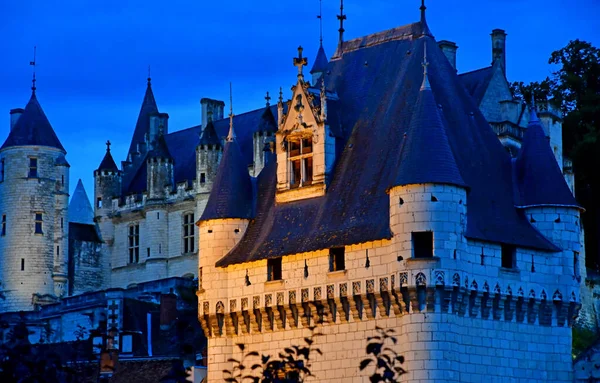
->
left=127, top=79, right=158, bottom=156
left=69, top=179, right=95, bottom=225
left=458, top=66, right=494, bottom=105
left=1, top=91, right=65, bottom=152
left=514, top=109, right=579, bottom=208
left=199, top=135, right=254, bottom=221
left=310, top=44, right=329, bottom=74
left=217, top=21, right=559, bottom=267
left=97, top=148, right=119, bottom=172
left=257, top=105, right=277, bottom=133
left=393, top=69, right=465, bottom=188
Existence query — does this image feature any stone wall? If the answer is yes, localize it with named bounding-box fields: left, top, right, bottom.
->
left=69, top=237, right=103, bottom=295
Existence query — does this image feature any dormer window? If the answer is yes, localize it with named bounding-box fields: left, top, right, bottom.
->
left=288, top=137, right=313, bottom=189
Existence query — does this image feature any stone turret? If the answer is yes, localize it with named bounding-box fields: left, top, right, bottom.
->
left=196, top=120, right=222, bottom=194
left=252, top=95, right=277, bottom=176
left=491, top=28, right=507, bottom=75
left=146, top=133, right=174, bottom=201
left=0, top=90, right=69, bottom=311
left=310, top=44, right=329, bottom=84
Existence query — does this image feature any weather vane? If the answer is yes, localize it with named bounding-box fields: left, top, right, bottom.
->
left=30, top=46, right=37, bottom=91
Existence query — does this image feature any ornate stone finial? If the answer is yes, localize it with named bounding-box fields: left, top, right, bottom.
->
left=420, top=0, right=426, bottom=23
left=265, top=91, right=271, bottom=107
left=30, top=46, right=37, bottom=92
left=337, top=0, right=346, bottom=48
left=227, top=82, right=235, bottom=142
left=318, top=0, right=324, bottom=46
left=421, top=41, right=431, bottom=91
left=106, top=140, right=111, bottom=152
left=278, top=87, right=283, bottom=105
left=293, top=46, right=308, bottom=80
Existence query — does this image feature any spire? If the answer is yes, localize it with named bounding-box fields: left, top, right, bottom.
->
left=337, top=0, right=346, bottom=48
left=421, top=42, right=431, bottom=91
left=514, top=96, right=578, bottom=208
left=265, top=91, right=271, bottom=107
left=419, top=0, right=432, bottom=36
left=318, top=0, right=323, bottom=46
left=68, top=180, right=95, bottom=225
left=127, top=75, right=159, bottom=155
left=30, top=46, right=37, bottom=92
left=97, top=140, right=119, bottom=172
left=227, top=82, right=235, bottom=142
left=278, top=87, right=283, bottom=105
left=147, top=64, right=151, bottom=86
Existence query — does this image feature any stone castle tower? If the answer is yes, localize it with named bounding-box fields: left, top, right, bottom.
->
left=0, top=88, right=70, bottom=312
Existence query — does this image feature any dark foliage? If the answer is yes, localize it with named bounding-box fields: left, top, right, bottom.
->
left=359, top=327, right=406, bottom=382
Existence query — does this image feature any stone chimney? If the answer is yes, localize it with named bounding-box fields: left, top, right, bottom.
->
left=10, top=108, right=24, bottom=131
left=159, top=289, right=177, bottom=330
left=200, top=98, right=225, bottom=128
left=491, top=29, right=507, bottom=75
left=438, top=40, right=458, bottom=71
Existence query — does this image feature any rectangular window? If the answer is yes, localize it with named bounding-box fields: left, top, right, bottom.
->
left=34, top=213, right=43, bottom=234
left=329, top=247, right=345, bottom=272
left=287, top=137, right=314, bottom=189
left=183, top=213, right=195, bottom=253
left=200, top=173, right=206, bottom=184
left=28, top=158, right=38, bottom=178
left=412, top=232, right=433, bottom=258
left=21, top=258, right=25, bottom=271
left=97, top=198, right=102, bottom=208
left=501, top=244, right=516, bottom=269
left=128, top=224, right=140, bottom=263
left=1, top=214, right=5, bottom=236
left=267, top=258, right=282, bottom=281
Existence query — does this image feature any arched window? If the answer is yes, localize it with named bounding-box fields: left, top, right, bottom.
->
left=183, top=213, right=195, bottom=253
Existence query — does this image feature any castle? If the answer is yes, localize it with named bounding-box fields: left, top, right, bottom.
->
left=0, top=2, right=586, bottom=382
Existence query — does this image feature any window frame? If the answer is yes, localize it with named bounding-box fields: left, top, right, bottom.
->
left=34, top=212, right=43, bottom=235
left=183, top=212, right=195, bottom=254
left=287, top=135, right=313, bottom=189
left=329, top=247, right=346, bottom=272
left=267, top=257, right=283, bottom=281
left=128, top=224, right=140, bottom=264
left=28, top=157, right=38, bottom=178
left=501, top=244, right=516, bottom=269
left=412, top=231, right=434, bottom=259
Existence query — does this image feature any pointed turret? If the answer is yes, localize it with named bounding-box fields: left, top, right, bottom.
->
left=147, top=131, right=174, bottom=200
left=419, top=0, right=433, bottom=37
left=128, top=77, right=159, bottom=157
left=197, top=120, right=222, bottom=192
left=148, top=133, right=173, bottom=161
left=97, top=140, right=119, bottom=172
left=1, top=91, right=65, bottom=152
left=69, top=179, right=95, bottom=225
left=393, top=42, right=464, bottom=188
left=514, top=105, right=578, bottom=208
left=253, top=93, right=277, bottom=176
left=200, top=90, right=253, bottom=221
left=310, top=45, right=329, bottom=84
left=199, top=120, right=222, bottom=149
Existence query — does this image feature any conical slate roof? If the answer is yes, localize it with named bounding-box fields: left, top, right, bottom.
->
left=200, top=138, right=253, bottom=221
left=127, top=79, right=158, bottom=155
left=199, top=120, right=221, bottom=147
left=69, top=179, right=95, bottom=225
left=310, top=45, right=329, bottom=75
left=148, top=134, right=173, bottom=160
left=98, top=147, right=119, bottom=172
left=257, top=106, right=277, bottom=134
left=1, top=91, right=65, bottom=152
left=392, top=60, right=465, bottom=188
left=514, top=109, right=579, bottom=208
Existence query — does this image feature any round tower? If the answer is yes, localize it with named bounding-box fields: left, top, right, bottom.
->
left=0, top=90, right=69, bottom=312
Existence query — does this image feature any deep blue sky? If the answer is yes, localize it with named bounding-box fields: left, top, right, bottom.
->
left=1, top=0, right=598, bottom=201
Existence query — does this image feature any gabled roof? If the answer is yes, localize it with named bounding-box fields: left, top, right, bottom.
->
left=97, top=148, right=119, bottom=172
left=1, top=91, right=65, bottom=152
left=127, top=79, right=158, bottom=156
left=392, top=61, right=465, bottom=188
left=199, top=137, right=254, bottom=221
left=199, top=120, right=221, bottom=147
left=310, top=44, right=329, bottom=74
left=257, top=106, right=277, bottom=134
left=217, top=23, right=559, bottom=267
left=514, top=109, right=579, bottom=208
left=69, top=179, right=95, bottom=225
left=458, top=66, right=494, bottom=105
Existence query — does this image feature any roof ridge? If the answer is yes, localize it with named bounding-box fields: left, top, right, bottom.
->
left=458, top=66, right=493, bottom=77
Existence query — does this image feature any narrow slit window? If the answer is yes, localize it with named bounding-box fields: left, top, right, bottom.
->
left=28, top=158, right=38, bottom=178
left=97, top=198, right=102, bottom=208
left=1, top=214, right=5, bottom=236
left=267, top=258, right=282, bottom=281
left=21, top=258, right=25, bottom=271
left=200, top=173, right=206, bottom=184
left=1, top=159, right=4, bottom=182
left=329, top=247, right=345, bottom=272
left=501, top=244, right=516, bottom=269
left=574, top=251, right=580, bottom=280
left=412, top=232, right=433, bottom=258
left=183, top=213, right=195, bottom=253
left=61, top=175, right=64, bottom=186
left=34, top=213, right=43, bottom=234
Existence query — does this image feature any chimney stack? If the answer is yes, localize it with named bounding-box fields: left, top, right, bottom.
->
left=200, top=98, right=225, bottom=128
left=159, top=289, right=177, bottom=330
left=438, top=40, right=458, bottom=71
left=491, top=29, right=507, bottom=76
left=10, top=108, right=24, bottom=131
